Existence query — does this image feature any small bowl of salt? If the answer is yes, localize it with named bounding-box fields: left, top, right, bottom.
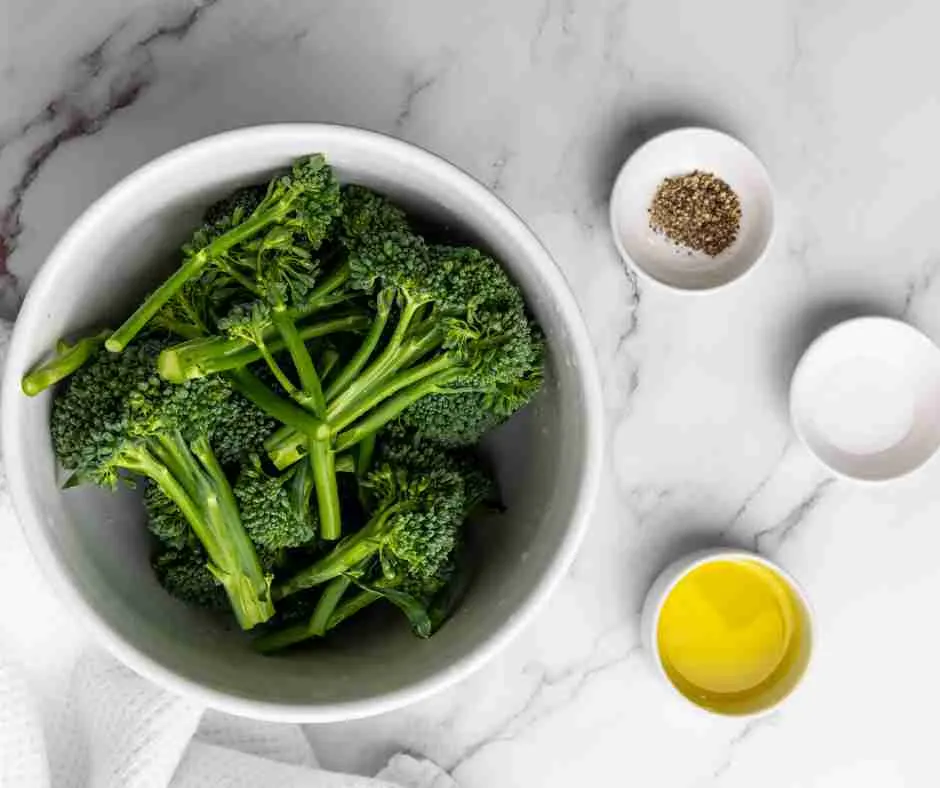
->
left=790, top=317, right=940, bottom=482
left=609, top=127, right=775, bottom=292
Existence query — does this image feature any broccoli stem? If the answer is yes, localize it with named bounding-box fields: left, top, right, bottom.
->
left=157, top=320, right=205, bottom=341
left=325, top=298, right=423, bottom=419
left=329, top=353, right=458, bottom=433
left=226, top=369, right=328, bottom=438
left=107, top=208, right=287, bottom=352
left=327, top=588, right=381, bottom=628
left=269, top=301, right=345, bottom=540
left=272, top=308, right=326, bottom=416
left=311, top=575, right=352, bottom=635
left=121, top=438, right=274, bottom=630
left=158, top=314, right=368, bottom=383
left=264, top=424, right=307, bottom=470
left=333, top=370, right=463, bottom=452
left=253, top=331, right=317, bottom=411
left=228, top=367, right=341, bottom=540
left=324, top=289, right=394, bottom=400
left=307, top=436, right=342, bottom=541
left=274, top=503, right=407, bottom=599
left=299, top=261, right=350, bottom=311
left=191, top=436, right=275, bottom=629
left=254, top=578, right=379, bottom=654
left=260, top=328, right=450, bottom=471
left=356, top=434, right=376, bottom=477
left=252, top=620, right=312, bottom=653
left=21, top=329, right=110, bottom=396
left=318, top=347, right=341, bottom=379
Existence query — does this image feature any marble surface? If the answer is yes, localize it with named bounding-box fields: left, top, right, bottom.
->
left=3, top=0, right=940, bottom=784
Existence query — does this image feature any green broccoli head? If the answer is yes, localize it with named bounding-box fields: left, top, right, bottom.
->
left=211, top=388, right=277, bottom=465
left=190, top=157, right=341, bottom=254
left=203, top=184, right=267, bottom=232
left=143, top=482, right=194, bottom=550
left=340, top=185, right=433, bottom=302
left=153, top=269, right=246, bottom=339
left=233, top=455, right=317, bottom=553
left=271, top=154, right=343, bottom=249
left=397, top=360, right=542, bottom=446
left=425, top=245, right=542, bottom=389
left=152, top=545, right=227, bottom=610
left=367, top=436, right=494, bottom=588
left=52, top=338, right=274, bottom=486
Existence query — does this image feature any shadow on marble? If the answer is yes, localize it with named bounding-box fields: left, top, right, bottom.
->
left=633, top=523, right=754, bottom=606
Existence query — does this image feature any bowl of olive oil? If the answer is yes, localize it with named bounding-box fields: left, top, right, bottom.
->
left=641, top=550, right=813, bottom=716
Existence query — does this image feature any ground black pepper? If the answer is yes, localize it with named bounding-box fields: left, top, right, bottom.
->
left=648, top=171, right=741, bottom=256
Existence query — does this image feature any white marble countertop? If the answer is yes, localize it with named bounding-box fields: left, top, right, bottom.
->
left=3, top=0, right=940, bottom=785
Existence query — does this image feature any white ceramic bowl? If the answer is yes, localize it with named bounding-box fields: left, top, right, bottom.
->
left=790, top=317, right=940, bottom=482
left=640, top=549, right=814, bottom=718
left=610, top=128, right=775, bottom=291
left=1, top=125, right=603, bottom=721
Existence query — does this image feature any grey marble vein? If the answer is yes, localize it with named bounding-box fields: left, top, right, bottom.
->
left=705, top=716, right=776, bottom=785
left=722, top=438, right=794, bottom=535
left=753, top=477, right=834, bottom=553
left=0, top=0, right=223, bottom=290
left=448, top=634, right=642, bottom=774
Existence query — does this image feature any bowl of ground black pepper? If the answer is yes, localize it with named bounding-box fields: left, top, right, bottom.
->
left=609, top=128, right=774, bottom=291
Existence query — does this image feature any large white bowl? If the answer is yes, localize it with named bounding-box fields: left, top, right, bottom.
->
left=1, top=125, right=603, bottom=721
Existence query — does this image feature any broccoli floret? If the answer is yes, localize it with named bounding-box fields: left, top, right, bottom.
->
left=107, top=155, right=343, bottom=352
left=31, top=157, right=542, bottom=639
left=144, top=482, right=194, bottom=550
left=203, top=184, right=267, bottom=230
left=272, top=440, right=476, bottom=598
left=149, top=160, right=349, bottom=543
left=254, top=438, right=492, bottom=652
left=257, top=189, right=543, bottom=470
left=152, top=546, right=227, bottom=611
left=51, top=339, right=274, bottom=629
left=233, top=455, right=317, bottom=554
left=211, top=390, right=278, bottom=466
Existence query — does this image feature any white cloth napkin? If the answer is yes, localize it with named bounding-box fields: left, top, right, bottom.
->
left=0, top=320, right=455, bottom=788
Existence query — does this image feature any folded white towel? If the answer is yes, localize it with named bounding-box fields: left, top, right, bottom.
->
left=0, top=320, right=455, bottom=788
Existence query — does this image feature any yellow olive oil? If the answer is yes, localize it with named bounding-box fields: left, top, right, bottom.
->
left=657, top=558, right=810, bottom=715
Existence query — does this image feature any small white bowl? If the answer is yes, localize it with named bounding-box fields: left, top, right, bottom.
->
left=609, top=128, right=775, bottom=291
left=640, top=549, right=814, bottom=718
left=790, top=317, right=940, bottom=482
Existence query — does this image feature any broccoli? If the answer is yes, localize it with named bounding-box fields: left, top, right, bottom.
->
left=254, top=192, right=543, bottom=467
left=253, top=437, right=492, bottom=652
left=397, top=360, right=543, bottom=446
left=144, top=482, right=194, bottom=550
left=106, top=155, right=343, bottom=352
left=21, top=329, right=111, bottom=396
left=27, top=154, right=540, bottom=644
left=152, top=546, right=227, bottom=611
left=51, top=338, right=275, bottom=629
left=233, top=455, right=317, bottom=555
left=163, top=180, right=540, bottom=547
left=148, top=161, right=355, bottom=543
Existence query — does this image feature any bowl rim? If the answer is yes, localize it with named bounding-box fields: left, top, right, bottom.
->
left=1, top=123, right=604, bottom=722
left=608, top=126, right=776, bottom=294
